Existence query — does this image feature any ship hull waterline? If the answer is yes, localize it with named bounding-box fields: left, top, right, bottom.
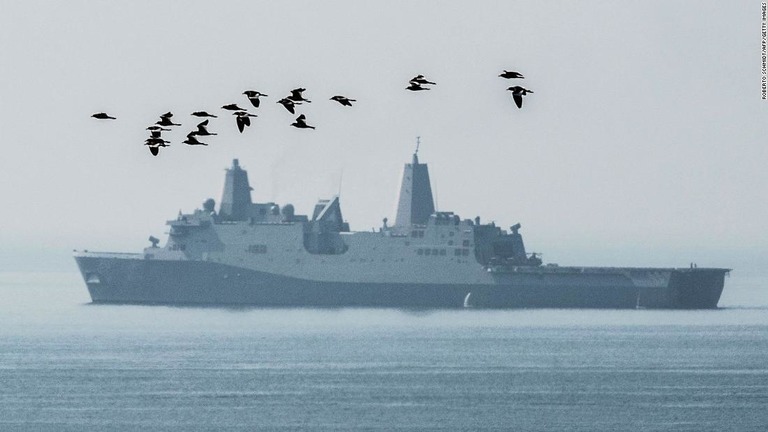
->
left=75, top=255, right=727, bottom=309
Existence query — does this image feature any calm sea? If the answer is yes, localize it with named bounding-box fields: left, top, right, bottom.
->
left=1, top=272, right=767, bottom=431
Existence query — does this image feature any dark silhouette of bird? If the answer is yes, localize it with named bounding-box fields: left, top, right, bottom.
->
left=243, top=90, right=268, bottom=108
left=506, top=86, right=534, bottom=109
left=145, top=137, right=170, bottom=146
left=156, top=116, right=181, bottom=127
left=91, top=112, right=116, bottom=120
left=277, top=98, right=297, bottom=114
left=233, top=111, right=257, bottom=133
left=291, top=114, right=315, bottom=130
left=149, top=130, right=163, bottom=139
left=409, top=75, right=436, bottom=85
left=288, top=88, right=311, bottom=103
left=406, top=82, right=430, bottom=91
left=192, top=119, right=217, bottom=136
left=183, top=133, right=208, bottom=146
left=146, top=125, right=171, bottom=132
left=499, top=70, right=524, bottom=79
left=222, top=104, right=246, bottom=111
left=192, top=111, right=217, bottom=118
left=148, top=146, right=160, bottom=156
left=330, top=95, right=356, bottom=106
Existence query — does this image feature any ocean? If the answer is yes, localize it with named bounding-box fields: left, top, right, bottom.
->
left=1, top=272, right=767, bottom=431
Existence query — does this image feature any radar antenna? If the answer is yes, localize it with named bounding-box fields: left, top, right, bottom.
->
left=415, top=136, right=420, bottom=155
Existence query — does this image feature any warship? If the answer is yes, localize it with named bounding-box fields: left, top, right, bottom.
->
left=74, top=152, right=729, bottom=308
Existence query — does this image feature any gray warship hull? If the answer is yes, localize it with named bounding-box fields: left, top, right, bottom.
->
left=74, top=253, right=727, bottom=309
left=75, top=156, right=730, bottom=309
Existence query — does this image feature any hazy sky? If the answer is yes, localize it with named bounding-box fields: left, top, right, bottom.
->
left=0, top=1, right=765, bottom=272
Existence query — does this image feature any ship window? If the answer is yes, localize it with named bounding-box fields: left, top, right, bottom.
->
left=411, top=230, right=418, bottom=237
left=417, top=249, right=423, bottom=255
left=440, top=249, right=446, bottom=256
left=432, top=248, right=438, bottom=256
left=462, top=249, right=469, bottom=256
left=454, top=249, right=462, bottom=256
left=448, top=240, right=453, bottom=246
left=425, top=249, right=431, bottom=256
left=449, top=231, right=454, bottom=237
left=462, top=240, right=470, bottom=247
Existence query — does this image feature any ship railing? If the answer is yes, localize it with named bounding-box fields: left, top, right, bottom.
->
left=73, top=251, right=143, bottom=259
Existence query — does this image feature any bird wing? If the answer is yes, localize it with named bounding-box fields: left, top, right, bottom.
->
left=236, top=116, right=245, bottom=133
left=513, top=94, right=523, bottom=108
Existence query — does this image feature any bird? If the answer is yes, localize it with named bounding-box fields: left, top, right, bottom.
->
left=330, top=95, right=356, bottom=106
left=277, top=98, right=297, bottom=114
left=222, top=104, right=246, bottom=111
left=183, top=133, right=208, bottom=146
left=506, top=86, right=534, bottom=109
left=499, top=70, right=524, bottom=79
left=148, top=146, right=160, bottom=156
left=409, top=75, right=436, bottom=85
left=192, top=111, right=217, bottom=118
left=146, top=125, right=171, bottom=132
left=291, top=114, right=315, bottom=129
left=233, top=111, right=257, bottom=133
left=406, top=82, right=430, bottom=91
left=91, top=112, right=116, bottom=120
left=145, top=137, right=170, bottom=146
left=243, top=90, right=268, bottom=108
left=192, top=119, right=217, bottom=136
left=288, top=88, right=311, bottom=103
left=156, top=116, right=181, bottom=127
left=149, top=130, right=163, bottom=139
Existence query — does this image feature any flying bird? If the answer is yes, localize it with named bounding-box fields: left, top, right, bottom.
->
left=506, top=86, right=534, bottom=109
left=291, top=114, right=315, bottom=130
left=406, top=82, right=430, bottom=91
left=183, top=133, right=208, bottom=146
left=192, top=119, right=217, bottom=136
left=145, top=137, right=170, bottom=146
left=192, top=111, right=217, bottom=118
left=277, top=98, right=297, bottom=114
left=221, top=103, right=246, bottom=111
left=91, top=112, right=116, bottom=120
left=330, top=95, right=356, bottom=106
left=288, top=88, right=311, bottom=103
left=243, top=90, right=268, bottom=108
left=146, top=125, right=171, bottom=132
left=156, top=116, right=181, bottom=127
left=409, top=75, right=436, bottom=85
left=233, top=111, right=257, bottom=133
left=499, top=70, right=524, bottom=79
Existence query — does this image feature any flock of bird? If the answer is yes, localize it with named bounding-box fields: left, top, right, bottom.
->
left=91, top=71, right=533, bottom=156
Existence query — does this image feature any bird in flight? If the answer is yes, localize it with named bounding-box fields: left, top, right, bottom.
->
left=183, top=133, right=209, bottom=146
left=192, top=111, right=217, bottom=118
left=406, top=82, right=430, bottom=91
left=91, top=112, right=116, bottom=120
left=156, top=115, right=181, bottom=127
left=243, top=90, right=268, bottom=108
left=409, top=75, right=436, bottom=86
left=330, top=95, right=356, bottom=106
left=499, top=70, right=524, bottom=79
left=506, top=86, right=534, bottom=108
left=277, top=98, right=298, bottom=114
left=192, top=119, right=217, bottom=136
left=233, top=111, right=257, bottom=133
left=222, top=103, right=246, bottom=111
left=291, top=114, right=315, bottom=129
left=288, top=88, right=312, bottom=103
left=146, top=125, right=171, bottom=132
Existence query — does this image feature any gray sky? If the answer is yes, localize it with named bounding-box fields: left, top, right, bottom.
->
left=0, top=1, right=765, bottom=272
